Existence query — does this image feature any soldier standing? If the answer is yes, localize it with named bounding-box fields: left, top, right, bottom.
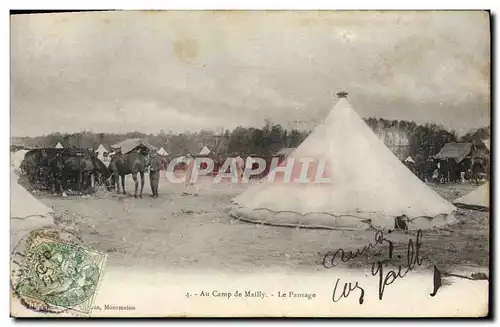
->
left=149, top=153, right=163, bottom=198
left=182, top=154, right=199, bottom=196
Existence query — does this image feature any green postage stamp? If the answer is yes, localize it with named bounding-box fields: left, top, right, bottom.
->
left=13, top=233, right=107, bottom=315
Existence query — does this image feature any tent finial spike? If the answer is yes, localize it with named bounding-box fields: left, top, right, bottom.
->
left=336, top=91, right=348, bottom=98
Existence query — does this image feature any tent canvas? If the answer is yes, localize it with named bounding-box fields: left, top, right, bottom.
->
left=11, top=149, right=29, bottom=172
left=276, top=147, right=296, bottom=157
left=405, top=156, right=415, bottom=163
left=96, top=144, right=108, bottom=154
left=482, top=139, right=490, bottom=151
left=55, top=142, right=63, bottom=149
left=229, top=94, right=457, bottom=231
left=199, top=146, right=211, bottom=156
left=453, top=183, right=489, bottom=211
left=157, top=147, right=168, bottom=156
left=95, top=144, right=110, bottom=166
left=11, top=172, right=54, bottom=230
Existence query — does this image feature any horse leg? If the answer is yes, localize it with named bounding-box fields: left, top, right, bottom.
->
left=49, top=173, right=55, bottom=194
left=85, top=173, right=91, bottom=193
left=81, top=173, right=86, bottom=193
left=61, top=174, right=66, bottom=194
left=140, top=171, right=145, bottom=198
left=55, top=174, right=60, bottom=193
left=58, top=174, right=63, bottom=194
left=121, top=175, right=126, bottom=194
left=114, top=172, right=120, bottom=194
left=132, top=172, right=138, bottom=198
left=78, top=171, right=83, bottom=194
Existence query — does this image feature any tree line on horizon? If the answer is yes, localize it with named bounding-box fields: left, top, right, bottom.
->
left=13, top=118, right=489, bottom=160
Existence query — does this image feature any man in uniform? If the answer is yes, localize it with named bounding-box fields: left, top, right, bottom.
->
left=149, top=152, right=163, bottom=198
left=182, top=153, right=199, bottom=196
left=235, top=153, right=245, bottom=182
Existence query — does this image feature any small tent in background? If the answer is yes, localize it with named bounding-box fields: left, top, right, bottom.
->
left=482, top=139, right=490, bottom=152
left=229, top=92, right=457, bottom=231
left=199, top=146, right=211, bottom=156
left=157, top=147, right=168, bottom=156
left=96, top=144, right=108, bottom=155
left=405, top=156, right=415, bottom=164
left=55, top=142, right=63, bottom=149
left=95, top=144, right=111, bottom=166
left=453, top=183, right=489, bottom=211
left=10, top=172, right=54, bottom=230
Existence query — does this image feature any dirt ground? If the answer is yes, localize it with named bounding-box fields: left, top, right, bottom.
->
left=17, top=174, right=490, bottom=275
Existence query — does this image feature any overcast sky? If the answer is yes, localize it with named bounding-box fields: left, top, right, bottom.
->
left=11, top=11, right=490, bottom=137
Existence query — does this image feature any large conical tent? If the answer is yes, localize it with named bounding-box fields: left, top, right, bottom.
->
left=55, top=142, right=63, bottom=148
left=10, top=172, right=54, bottom=229
left=453, top=183, right=489, bottom=211
left=229, top=93, right=457, bottom=230
left=11, top=149, right=29, bottom=173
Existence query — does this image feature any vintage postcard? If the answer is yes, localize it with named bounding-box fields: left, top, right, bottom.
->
left=10, top=10, right=490, bottom=317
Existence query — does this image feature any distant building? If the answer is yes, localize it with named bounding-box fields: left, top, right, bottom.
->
left=435, top=141, right=489, bottom=164
left=111, top=138, right=157, bottom=155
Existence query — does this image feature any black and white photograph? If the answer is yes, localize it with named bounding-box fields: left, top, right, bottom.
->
left=9, top=10, right=490, bottom=317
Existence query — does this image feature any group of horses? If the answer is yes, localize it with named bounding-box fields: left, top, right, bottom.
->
left=21, top=148, right=108, bottom=193
left=406, top=157, right=488, bottom=184
left=20, top=148, right=169, bottom=198
left=20, top=148, right=277, bottom=198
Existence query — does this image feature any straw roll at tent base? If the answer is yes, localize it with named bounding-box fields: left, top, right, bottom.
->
left=229, top=93, right=457, bottom=231
left=453, top=183, right=489, bottom=211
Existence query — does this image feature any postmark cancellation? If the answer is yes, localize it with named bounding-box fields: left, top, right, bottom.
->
left=11, top=230, right=107, bottom=315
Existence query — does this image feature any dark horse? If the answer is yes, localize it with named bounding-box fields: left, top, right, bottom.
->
left=61, top=154, right=110, bottom=193
left=470, top=158, right=485, bottom=185
left=51, top=150, right=111, bottom=194
left=109, top=151, right=147, bottom=198
left=20, top=148, right=110, bottom=194
left=21, top=148, right=67, bottom=191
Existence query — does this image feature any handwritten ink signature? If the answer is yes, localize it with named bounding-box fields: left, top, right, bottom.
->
left=324, top=229, right=442, bottom=304
left=332, top=277, right=365, bottom=304
left=371, top=229, right=426, bottom=300
left=322, top=230, right=393, bottom=269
